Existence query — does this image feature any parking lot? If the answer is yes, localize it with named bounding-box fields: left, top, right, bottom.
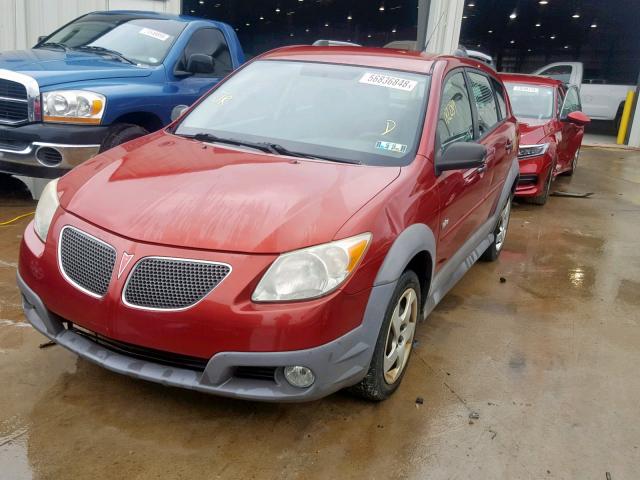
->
left=1, top=146, right=638, bottom=479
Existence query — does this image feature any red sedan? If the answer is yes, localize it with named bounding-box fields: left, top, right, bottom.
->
left=499, top=73, right=590, bottom=205
left=19, top=47, right=518, bottom=402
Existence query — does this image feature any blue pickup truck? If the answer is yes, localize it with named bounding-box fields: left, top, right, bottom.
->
left=0, top=10, right=244, bottom=191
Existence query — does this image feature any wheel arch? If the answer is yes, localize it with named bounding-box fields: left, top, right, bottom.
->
left=110, top=111, right=164, bottom=133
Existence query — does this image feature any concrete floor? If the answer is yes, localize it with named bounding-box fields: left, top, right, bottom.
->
left=0, top=147, right=639, bottom=479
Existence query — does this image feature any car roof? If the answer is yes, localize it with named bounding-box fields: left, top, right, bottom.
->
left=498, top=72, right=563, bottom=87
left=258, top=46, right=497, bottom=76
left=89, top=10, right=217, bottom=24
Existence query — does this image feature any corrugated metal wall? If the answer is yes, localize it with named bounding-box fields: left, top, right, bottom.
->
left=0, top=0, right=181, bottom=51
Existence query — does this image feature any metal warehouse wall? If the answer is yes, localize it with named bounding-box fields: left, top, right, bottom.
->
left=0, top=0, right=180, bottom=51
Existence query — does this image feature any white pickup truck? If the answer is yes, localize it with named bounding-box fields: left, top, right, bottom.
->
left=533, top=62, right=635, bottom=125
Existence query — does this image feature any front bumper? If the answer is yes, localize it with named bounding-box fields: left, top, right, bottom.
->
left=19, top=271, right=391, bottom=402
left=0, top=123, right=108, bottom=178
left=515, top=154, right=553, bottom=198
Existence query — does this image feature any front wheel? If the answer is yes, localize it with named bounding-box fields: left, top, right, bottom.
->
left=525, top=167, right=553, bottom=206
left=100, top=123, right=149, bottom=153
left=481, top=196, right=512, bottom=262
left=351, top=270, right=420, bottom=401
left=563, top=148, right=580, bottom=176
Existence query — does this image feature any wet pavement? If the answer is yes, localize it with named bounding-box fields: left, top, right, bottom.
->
left=0, top=147, right=639, bottom=479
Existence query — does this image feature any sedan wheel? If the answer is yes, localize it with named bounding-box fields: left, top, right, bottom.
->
left=495, top=199, right=511, bottom=252
left=383, top=287, right=418, bottom=384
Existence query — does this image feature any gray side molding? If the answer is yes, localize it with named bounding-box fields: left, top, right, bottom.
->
left=374, top=223, right=436, bottom=286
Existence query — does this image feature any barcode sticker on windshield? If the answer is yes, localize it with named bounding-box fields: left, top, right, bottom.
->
left=513, top=86, right=539, bottom=93
left=139, top=28, right=170, bottom=42
left=360, top=73, right=417, bottom=92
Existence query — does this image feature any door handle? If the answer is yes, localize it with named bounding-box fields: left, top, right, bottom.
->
left=505, top=140, right=514, bottom=152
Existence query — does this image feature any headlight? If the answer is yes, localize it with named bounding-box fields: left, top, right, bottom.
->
left=252, top=233, right=372, bottom=302
left=42, top=90, right=105, bottom=124
left=34, top=179, right=60, bottom=242
left=518, top=143, right=549, bottom=159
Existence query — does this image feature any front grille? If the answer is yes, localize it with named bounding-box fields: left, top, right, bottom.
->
left=124, top=257, right=230, bottom=310
left=234, top=366, right=277, bottom=382
left=59, top=227, right=117, bottom=297
left=518, top=174, right=538, bottom=185
left=0, top=78, right=28, bottom=124
left=69, top=324, right=209, bottom=371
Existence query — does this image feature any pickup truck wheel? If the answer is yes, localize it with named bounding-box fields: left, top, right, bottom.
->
left=350, top=270, right=420, bottom=402
left=481, top=196, right=512, bottom=262
left=100, top=124, right=149, bottom=153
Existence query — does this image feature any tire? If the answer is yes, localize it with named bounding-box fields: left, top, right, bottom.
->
left=99, top=123, right=149, bottom=153
left=562, top=148, right=579, bottom=177
left=351, top=270, right=421, bottom=401
left=525, top=167, right=553, bottom=205
left=480, top=195, right=512, bottom=262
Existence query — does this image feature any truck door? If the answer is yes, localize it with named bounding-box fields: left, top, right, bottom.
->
left=169, top=28, right=234, bottom=106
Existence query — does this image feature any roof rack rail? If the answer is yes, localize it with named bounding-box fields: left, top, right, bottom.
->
left=312, top=40, right=362, bottom=47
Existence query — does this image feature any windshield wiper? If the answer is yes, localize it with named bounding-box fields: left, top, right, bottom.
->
left=188, top=133, right=278, bottom=154
left=262, top=143, right=362, bottom=165
left=36, top=42, right=68, bottom=51
left=73, top=46, right=136, bottom=65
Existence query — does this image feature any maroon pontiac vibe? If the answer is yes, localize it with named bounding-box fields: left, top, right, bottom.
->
left=500, top=73, right=590, bottom=205
left=19, top=46, right=518, bottom=402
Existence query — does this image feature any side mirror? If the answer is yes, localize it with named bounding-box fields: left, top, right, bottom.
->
left=435, top=142, right=487, bottom=175
left=186, top=53, right=214, bottom=74
left=564, top=111, right=591, bottom=126
left=37, top=35, right=48, bottom=44
left=171, top=104, right=189, bottom=122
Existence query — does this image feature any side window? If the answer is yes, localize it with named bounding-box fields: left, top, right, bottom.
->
left=539, top=65, right=573, bottom=83
left=556, top=88, right=566, bottom=117
left=560, top=87, right=581, bottom=118
left=437, top=72, right=474, bottom=149
left=467, top=71, right=499, bottom=136
left=491, top=78, right=508, bottom=120
left=179, top=28, right=233, bottom=77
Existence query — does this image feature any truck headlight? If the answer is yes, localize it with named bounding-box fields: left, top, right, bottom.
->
left=518, top=143, right=549, bottom=159
left=42, top=90, right=106, bottom=124
left=34, top=179, right=59, bottom=242
left=252, top=233, right=371, bottom=302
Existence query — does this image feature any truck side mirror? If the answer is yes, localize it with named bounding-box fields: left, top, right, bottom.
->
left=185, top=53, right=215, bottom=75
left=435, top=142, right=487, bottom=175
left=36, top=35, right=47, bottom=45
left=171, top=105, right=189, bottom=122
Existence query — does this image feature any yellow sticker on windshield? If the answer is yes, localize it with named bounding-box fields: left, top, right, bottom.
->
left=443, top=100, right=457, bottom=125
left=382, top=120, right=397, bottom=136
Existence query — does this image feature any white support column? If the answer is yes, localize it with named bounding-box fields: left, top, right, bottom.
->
left=423, top=0, right=465, bottom=55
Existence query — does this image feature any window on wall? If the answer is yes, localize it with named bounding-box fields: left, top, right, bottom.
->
left=467, top=71, right=499, bottom=136
left=437, top=72, right=474, bottom=149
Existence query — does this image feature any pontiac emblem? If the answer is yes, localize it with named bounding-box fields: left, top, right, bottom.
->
left=118, top=252, right=134, bottom=279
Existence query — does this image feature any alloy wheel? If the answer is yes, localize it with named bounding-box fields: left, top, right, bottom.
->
left=495, top=200, right=511, bottom=252
left=383, top=288, right=418, bottom=384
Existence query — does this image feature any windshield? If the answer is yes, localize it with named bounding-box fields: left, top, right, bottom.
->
left=505, top=83, right=555, bottom=120
left=175, top=60, right=430, bottom=166
left=41, top=14, right=186, bottom=66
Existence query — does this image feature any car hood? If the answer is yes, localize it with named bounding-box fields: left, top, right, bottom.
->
left=518, top=118, right=554, bottom=145
left=59, top=133, right=401, bottom=254
left=0, top=49, right=152, bottom=87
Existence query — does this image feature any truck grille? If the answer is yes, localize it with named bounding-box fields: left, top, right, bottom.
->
left=59, top=227, right=117, bottom=297
left=0, top=78, right=29, bottom=124
left=123, top=257, right=231, bottom=310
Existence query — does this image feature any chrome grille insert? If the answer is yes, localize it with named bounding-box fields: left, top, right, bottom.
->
left=123, top=257, right=231, bottom=311
left=0, top=70, right=40, bottom=125
left=59, top=227, right=116, bottom=298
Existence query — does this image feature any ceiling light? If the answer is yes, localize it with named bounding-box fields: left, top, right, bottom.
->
left=591, top=23, right=598, bottom=28
left=510, top=40, right=515, bottom=44
left=368, top=34, right=372, bottom=38
left=190, top=9, right=195, bottom=13
left=564, top=45, right=569, bottom=49
left=463, top=15, right=468, bottom=19
left=305, top=28, right=310, bottom=32
left=539, top=0, right=548, bottom=4
left=392, top=28, right=397, bottom=33
left=379, top=5, right=385, bottom=11
left=527, top=48, right=532, bottom=52
left=550, top=35, right=556, bottom=39
left=324, top=22, right=329, bottom=27
left=290, top=33, right=295, bottom=36
left=198, top=0, right=204, bottom=4
left=488, top=29, right=493, bottom=33
left=572, top=13, right=580, bottom=18
left=259, top=16, right=264, bottom=20
left=509, top=12, right=517, bottom=20
left=535, top=23, right=541, bottom=27
left=275, top=7, right=280, bottom=12
left=468, top=2, right=475, bottom=6
left=245, top=22, right=250, bottom=26
left=476, top=43, right=481, bottom=47
left=347, top=14, right=353, bottom=20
